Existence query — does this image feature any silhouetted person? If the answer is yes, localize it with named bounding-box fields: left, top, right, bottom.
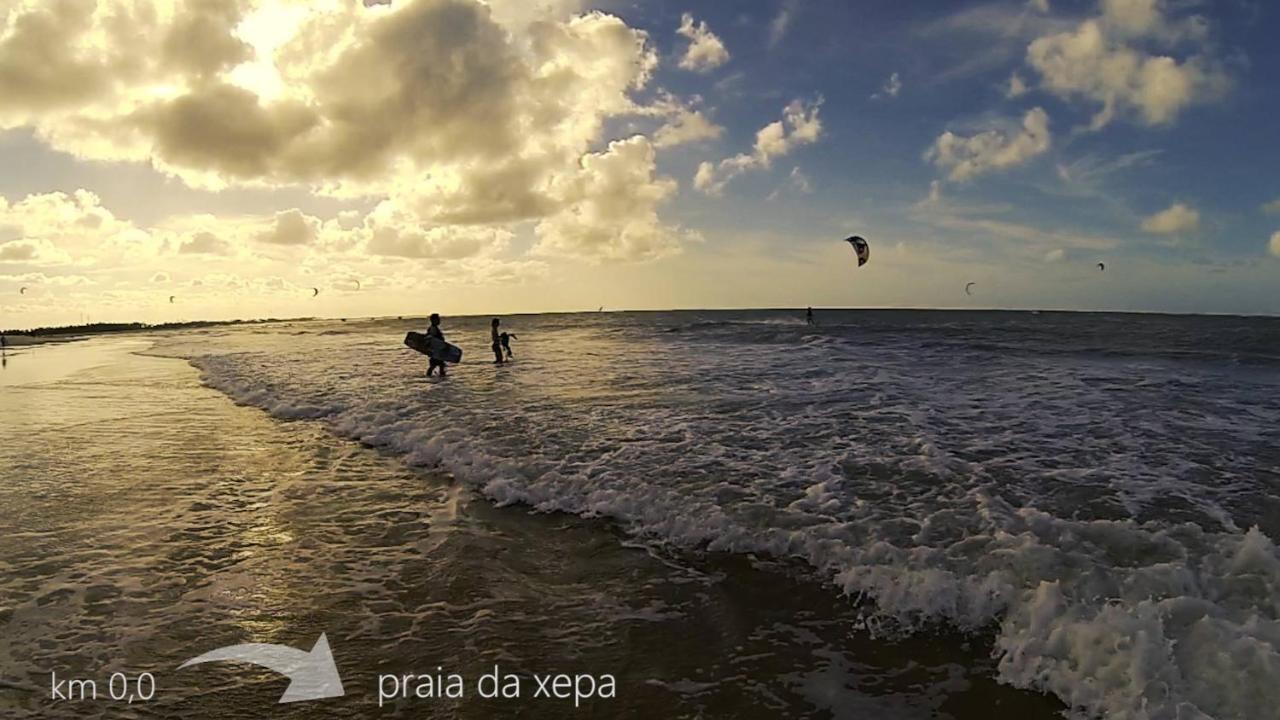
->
left=499, top=332, right=517, bottom=359
left=806, top=307, right=815, bottom=326
left=426, top=313, right=447, bottom=378
left=490, top=318, right=504, bottom=364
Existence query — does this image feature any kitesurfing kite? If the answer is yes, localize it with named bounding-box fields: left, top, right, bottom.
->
left=353, top=279, right=361, bottom=291
left=1097, top=262, right=1106, bottom=272
left=19, top=286, right=27, bottom=295
left=965, top=282, right=976, bottom=296
left=844, top=236, right=870, bottom=267
left=169, top=295, right=175, bottom=304
left=311, top=287, right=320, bottom=297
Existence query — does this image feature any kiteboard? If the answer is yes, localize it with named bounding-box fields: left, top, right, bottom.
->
left=404, top=332, right=463, bottom=364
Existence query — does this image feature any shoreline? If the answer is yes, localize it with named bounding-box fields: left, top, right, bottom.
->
left=1, top=342, right=1067, bottom=718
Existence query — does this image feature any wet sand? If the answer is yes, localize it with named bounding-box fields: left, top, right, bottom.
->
left=0, top=340, right=1061, bottom=718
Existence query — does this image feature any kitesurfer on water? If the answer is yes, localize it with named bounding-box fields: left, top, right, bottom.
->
left=806, top=307, right=815, bottom=326
left=426, top=313, right=447, bottom=378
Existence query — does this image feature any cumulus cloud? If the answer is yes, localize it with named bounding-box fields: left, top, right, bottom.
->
left=1025, top=0, right=1228, bottom=128
left=0, top=240, right=38, bottom=262
left=695, top=99, right=823, bottom=195
left=1141, top=202, right=1199, bottom=234
left=179, top=231, right=232, bottom=255
left=926, top=107, right=1051, bottom=182
left=1262, top=198, right=1280, bottom=215
left=257, top=209, right=318, bottom=246
left=653, top=106, right=723, bottom=148
left=1044, top=247, right=1066, bottom=262
left=0, top=190, right=153, bottom=268
left=0, top=1, right=692, bottom=263
left=676, top=13, right=729, bottom=72
left=535, top=136, right=689, bottom=261
left=1272, top=232, right=1280, bottom=258
left=367, top=224, right=510, bottom=260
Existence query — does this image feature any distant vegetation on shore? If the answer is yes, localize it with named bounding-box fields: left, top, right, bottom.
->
left=1, top=318, right=313, bottom=337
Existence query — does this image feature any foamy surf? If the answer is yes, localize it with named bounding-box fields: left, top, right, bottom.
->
left=160, top=311, right=1280, bottom=720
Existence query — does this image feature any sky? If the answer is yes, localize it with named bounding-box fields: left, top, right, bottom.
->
left=1, top=0, right=1278, bottom=328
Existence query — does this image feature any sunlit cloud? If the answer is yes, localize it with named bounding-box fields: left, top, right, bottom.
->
left=926, top=108, right=1051, bottom=182
left=695, top=99, right=823, bottom=195
left=676, top=12, right=729, bottom=73
left=1141, top=202, right=1200, bottom=235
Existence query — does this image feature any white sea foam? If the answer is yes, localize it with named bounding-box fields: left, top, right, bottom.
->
left=160, top=312, right=1280, bottom=720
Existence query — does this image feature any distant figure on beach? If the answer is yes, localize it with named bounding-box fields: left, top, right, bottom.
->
left=426, top=313, right=447, bottom=378
left=491, top=318, right=504, bottom=364
left=499, top=332, right=517, bottom=360
left=806, top=307, right=815, bottom=326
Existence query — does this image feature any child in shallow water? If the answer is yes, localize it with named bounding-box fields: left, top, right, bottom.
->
left=499, top=332, right=517, bottom=360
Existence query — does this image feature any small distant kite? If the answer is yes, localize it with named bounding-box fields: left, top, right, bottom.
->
left=311, top=287, right=320, bottom=297
left=965, top=282, right=976, bottom=296
left=19, top=286, right=27, bottom=295
left=353, top=279, right=361, bottom=291
left=169, top=295, right=176, bottom=304
left=1097, top=262, right=1106, bottom=272
left=843, top=236, right=870, bottom=267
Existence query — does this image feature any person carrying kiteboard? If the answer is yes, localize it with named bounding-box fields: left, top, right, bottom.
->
left=426, top=313, right=448, bottom=378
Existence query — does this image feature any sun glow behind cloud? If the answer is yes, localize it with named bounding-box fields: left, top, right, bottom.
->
left=225, top=1, right=313, bottom=102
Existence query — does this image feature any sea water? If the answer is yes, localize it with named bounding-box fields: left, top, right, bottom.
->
left=2, top=310, right=1277, bottom=719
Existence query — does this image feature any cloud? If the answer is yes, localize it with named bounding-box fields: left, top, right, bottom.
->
left=150, top=272, right=170, bottom=283
left=695, top=99, right=823, bottom=195
left=1025, top=2, right=1229, bottom=128
left=0, top=240, right=38, bottom=262
left=873, top=72, right=902, bottom=99
left=0, top=1, right=689, bottom=264
left=257, top=209, right=318, bottom=246
left=676, top=13, right=729, bottom=72
left=1262, top=198, right=1280, bottom=215
left=366, top=224, right=510, bottom=260
left=0, top=190, right=152, bottom=267
left=653, top=106, right=724, bottom=148
left=767, top=167, right=813, bottom=201
left=535, top=136, right=690, bottom=261
left=926, top=107, right=1051, bottom=182
left=1269, top=232, right=1280, bottom=258
left=914, top=205, right=1119, bottom=258
left=1029, top=0, right=1051, bottom=12
left=179, top=231, right=232, bottom=255
left=0, top=272, right=93, bottom=287
left=1141, top=202, right=1199, bottom=234
left=787, top=167, right=813, bottom=194
left=768, top=0, right=798, bottom=48
left=1053, top=149, right=1161, bottom=198
left=1007, top=73, right=1029, bottom=98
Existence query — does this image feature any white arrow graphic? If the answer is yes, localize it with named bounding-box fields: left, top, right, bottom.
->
left=179, top=633, right=344, bottom=704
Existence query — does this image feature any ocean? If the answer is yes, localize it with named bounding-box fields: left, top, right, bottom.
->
left=1, top=309, right=1277, bottom=719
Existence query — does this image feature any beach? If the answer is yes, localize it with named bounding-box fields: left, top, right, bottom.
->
left=1, top=310, right=1277, bottom=719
